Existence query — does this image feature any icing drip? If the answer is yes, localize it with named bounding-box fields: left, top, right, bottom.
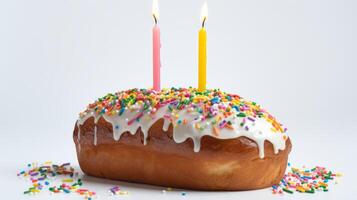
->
left=162, top=119, right=170, bottom=132
left=76, top=111, right=101, bottom=146
left=77, top=103, right=287, bottom=158
left=76, top=121, right=81, bottom=152
left=76, top=88, right=288, bottom=158
left=76, top=121, right=80, bottom=142
left=94, top=125, right=97, bottom=146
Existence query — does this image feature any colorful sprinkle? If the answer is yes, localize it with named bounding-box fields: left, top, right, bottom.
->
left=109, top=185, right=129, bottom=196
left=80, top=88, right=287, bottom=137
left=17, top=162, right=96, bottom=199
left=272, top=165, right=341, bottom=195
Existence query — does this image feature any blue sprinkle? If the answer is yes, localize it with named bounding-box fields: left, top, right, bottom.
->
left=119, top=108, right=125, bottom=116
left=45, top=181, right=50, bottom=185
left=210, top=97, right=220, bottom=104
left=232, top=105, right=240, bottom=112
left=115, top=125, right=120, bottom=129
left=181, top=192, right=187, bottom=196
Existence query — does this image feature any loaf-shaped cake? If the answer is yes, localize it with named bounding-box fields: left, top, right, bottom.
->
left=73, top=88, right=291, bottom=190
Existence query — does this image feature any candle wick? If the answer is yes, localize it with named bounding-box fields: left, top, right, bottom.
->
left=153, top=14, right=158, bottom=24
left=202, top=17, right=206, bottom=28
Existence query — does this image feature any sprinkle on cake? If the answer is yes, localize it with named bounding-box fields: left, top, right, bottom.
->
left=79, top=87, right=287, bottom=137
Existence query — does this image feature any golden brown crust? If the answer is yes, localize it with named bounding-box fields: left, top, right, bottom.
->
left=73, top=117, right=292, bottom=190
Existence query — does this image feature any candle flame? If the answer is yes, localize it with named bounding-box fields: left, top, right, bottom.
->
left=200, top=2, right=208, bottom=27
left=152, top=0, right=159, bottom=23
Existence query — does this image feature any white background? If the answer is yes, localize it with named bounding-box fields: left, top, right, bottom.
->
left=0, top=0, right=356, bottom=199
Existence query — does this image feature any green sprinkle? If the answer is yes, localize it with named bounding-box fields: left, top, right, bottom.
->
left=283, top=188, right=293, bottom=194
left=236, top=113, right=246, bottom=117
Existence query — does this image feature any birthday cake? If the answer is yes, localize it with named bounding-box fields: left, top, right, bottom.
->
left=73, top=88, right=292, bottom=190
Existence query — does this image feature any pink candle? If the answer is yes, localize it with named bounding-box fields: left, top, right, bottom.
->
left=152, top=0, right=161, bottom=91
left=153, top=25, right=161, bottom=91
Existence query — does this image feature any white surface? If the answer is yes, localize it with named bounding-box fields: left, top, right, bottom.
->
left=1, top=130, right=356, bottom=200
left=0, top=0, right=356, bottom=199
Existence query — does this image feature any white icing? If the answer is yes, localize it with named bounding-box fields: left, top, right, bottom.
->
left=76, top=121, right=81, bottom=152
left=77, top=112, right=100, bottom=146
left=93, top=125, right=96, bottom=145
left=76, top=121, right=80, bottom=142
left=162, top=119, right=170, bottom=132
left=76, top=102, right=288, bottom=158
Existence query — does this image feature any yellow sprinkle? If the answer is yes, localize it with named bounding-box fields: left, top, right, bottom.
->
left=119, top=191, right=129, bottom=195
left=288, top=181, right=296, bottom=186
left=62, top=179, right=74, bottom=182
left=296, top=186, right=305, bottom=193
left=319, top=182, right=327, bottom=187
left=336, top=173, right=343, bottom=177
left=271, top=127, right=277, bottom=133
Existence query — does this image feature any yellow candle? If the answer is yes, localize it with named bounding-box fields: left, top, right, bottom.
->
left=198, top=2, right=208, bottom=92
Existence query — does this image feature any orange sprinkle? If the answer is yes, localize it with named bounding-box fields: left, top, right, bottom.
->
left=225, top=124, right=234, bottom=130
left=213, top=126, right=220, bottom=136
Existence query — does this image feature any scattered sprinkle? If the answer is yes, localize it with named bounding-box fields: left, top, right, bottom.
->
left=272, top=165, right=341, bottom=195
left=109, top=185, right=129, bottom=196
left=17, top=162, right=96, bottom=199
